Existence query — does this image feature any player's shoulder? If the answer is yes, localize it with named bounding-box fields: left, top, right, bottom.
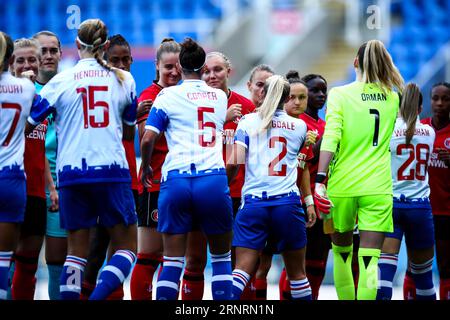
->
left=230, top=90, right=254, bottom=107
left=17, top=76, right=36, bottom=93
left=293, top=116, right=308, bottom=129
left=139, top=82, right=163, bottom=101
left=2, top=72, right=32, bottom=89
left=208, top=85, right=227, bottom=101
left=49, top=68, right=73, bottom=84
left=329, top=81, right=356, bottom=94
left=284, top=113, right=307, bottom=132
left=158, top=84, right=177, bottom=97
left=119, top=69, right=134, bottom=83
left=239, top=112, right=258, bottom=125
left=242, top=112, right=259, bottom=121
left=418, top=121, right=436, bottom=136
left=420, top=117, right=432, bottom=126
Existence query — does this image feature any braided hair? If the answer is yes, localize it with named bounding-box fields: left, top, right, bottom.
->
left=77, top=19, right=125, bottom=85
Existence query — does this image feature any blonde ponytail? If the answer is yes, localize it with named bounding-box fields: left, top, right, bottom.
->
left=258, top=75, right=290, bottom=131
left=359, top=40, right=404, bottom=94
left=400, top=83, right=422, bottom=145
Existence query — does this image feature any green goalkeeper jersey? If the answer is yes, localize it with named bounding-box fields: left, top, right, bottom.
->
left=321, top=81, right=399, bottom=197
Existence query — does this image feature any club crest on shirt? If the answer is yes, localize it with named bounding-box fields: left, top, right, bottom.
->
left=151, top=209, right=158, bottom=222
left=444, top=137, right=450, bottom=149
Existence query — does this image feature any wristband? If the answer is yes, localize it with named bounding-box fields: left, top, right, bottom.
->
left=315, top=172, right=327, bottom=184
left=304, top=195, right=314, bottom=207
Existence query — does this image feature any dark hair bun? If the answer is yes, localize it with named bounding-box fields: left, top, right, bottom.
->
left=286, top=70, right=300, bottom=80
left=179, top=37, right=205, bottom=71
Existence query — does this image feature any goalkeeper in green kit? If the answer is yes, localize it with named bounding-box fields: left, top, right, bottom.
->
left=313, top=40, right=404, bottom=300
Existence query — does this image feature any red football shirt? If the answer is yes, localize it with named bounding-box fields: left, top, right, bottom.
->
left=137, top=82, right=166, bottom=192
left=421, top=117, right=450, bottom=216
left=299, top=113, right=326, bottom=193
left=24, top=119, right=48, bottom=198
left=224, top=90, right=255, bottom=198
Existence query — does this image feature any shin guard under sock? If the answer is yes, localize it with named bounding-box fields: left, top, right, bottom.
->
left=357, top=247, right=381, bottom=300
left=181, top=269, right=204, bottom=300
left=12, top=253, right=39, bottom=300
left=332, top=243, right=355, bottom=300
left=130, top=253, right=160, bottom=300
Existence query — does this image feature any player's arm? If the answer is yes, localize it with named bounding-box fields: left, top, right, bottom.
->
left=311, top=136, right=323, bottom=163
left=314, top=89, right=343, bottom=214
left=318, top=88, right=343, bottom=173
left=123, top=123, right=135, bottom=142
left=226, top=143, right=246, bottom=183
left=140, top=129, right=159, bottom=188
left=122, top=93, right=138, bottom=141
left=226, top=124, right=248, bottom=183
left=137, top=99, right=153, bottom=142
left=45, top=156, right=58, bottom=212
left=299, top=165, right=316, bottom=228
left=141, top=103, right=169, bottom=188
left=26, top=94, right=56, bottom=135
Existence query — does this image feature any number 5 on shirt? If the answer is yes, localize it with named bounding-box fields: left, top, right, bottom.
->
left=197, top=106, right=216, bottom=147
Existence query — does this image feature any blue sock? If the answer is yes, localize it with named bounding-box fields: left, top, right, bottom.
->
left=47, top=263, right=64, bottom=300
left=89, top=250, right=136, bottom=300
left=210, top=251, right=232, bottom=300
left=410, top=259, right=436, bottom=300
left=60, top=255, right=87, bottom=300
left=156, top=256, right=184, bottom=300
left=0, top=252, right=13, bottom=300
left=231, top=269, right=250, bottom=300
left=376, top=253, right=398, bottom=300
left=6, top=260, right=14, bottom=300
left=290, top=278, right=312, bottom=300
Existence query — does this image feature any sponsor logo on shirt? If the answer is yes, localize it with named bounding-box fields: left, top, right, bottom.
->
left=26, top=123, right=47, bottom=141
left=151, top=209, right=158, bottom=222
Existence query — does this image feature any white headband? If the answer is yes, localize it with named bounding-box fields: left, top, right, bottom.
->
left=181, top=60, right=206, bottom=72
left=77, top=36, right=107, bottom=48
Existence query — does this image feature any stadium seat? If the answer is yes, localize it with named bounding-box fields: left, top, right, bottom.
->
left=2, top=0, right=251, bottom=48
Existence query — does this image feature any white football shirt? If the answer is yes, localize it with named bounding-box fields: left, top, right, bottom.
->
left=235, top=110, right=307, bottom=198
left=28, top=58, right=137, bottom=186
left=0, top=72, right=35, bottom=177
left=390, top=118, right=435, bottom=199
left=145, top=79, right=228, bottom=180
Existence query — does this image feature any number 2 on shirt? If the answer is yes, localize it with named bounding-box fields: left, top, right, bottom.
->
left=268, top=136, right=287, bottom=176
left=77, top=86, right=109, bottom=128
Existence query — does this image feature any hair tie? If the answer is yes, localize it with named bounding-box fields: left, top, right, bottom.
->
left=77, top=36, right=107, bottom=48
left=182, top=61, right=205, bottom=72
